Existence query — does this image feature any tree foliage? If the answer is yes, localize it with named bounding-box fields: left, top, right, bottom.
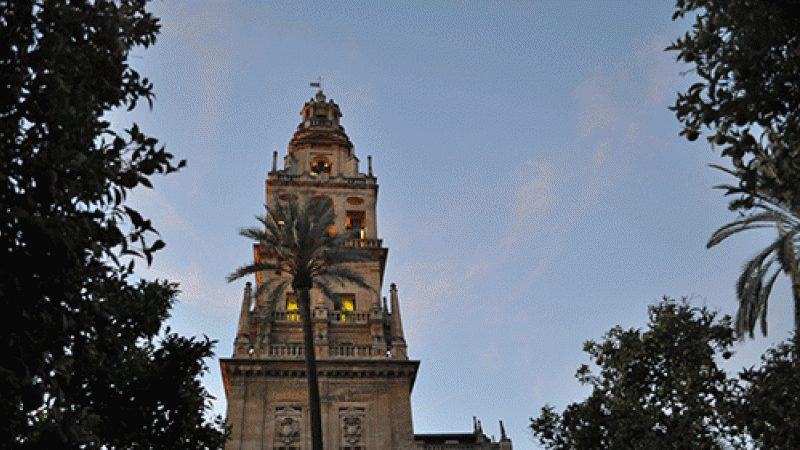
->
left=1, top=0, right=226, bottom=447
left=669, top=0, right=800, bottom=338
left=668, top=0, right=800, bottom=212
left=530, top=298, right=800, bottom=449
left=736, top=335, right=800, bottom=449
left=228, top=195, right=373, bottom=450
left=530, top=298, right=743, bottom=450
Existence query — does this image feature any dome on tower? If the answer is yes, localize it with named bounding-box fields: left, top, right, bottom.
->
left=288, top=90, right=353, bottom=154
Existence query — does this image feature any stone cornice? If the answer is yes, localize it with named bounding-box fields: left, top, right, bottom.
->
left=267, top=179, right=379, bottom=192
left=267, top=172, right=378, bottom=191
left=220, top=358, right=420, bottom=394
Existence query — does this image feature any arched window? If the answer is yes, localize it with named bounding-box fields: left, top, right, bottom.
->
left=346, top=211, right=365, bottom=239
left=310, top=155, right=331, bottom=175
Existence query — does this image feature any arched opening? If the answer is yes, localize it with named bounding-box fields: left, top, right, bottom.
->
left=310, top=155, right=331, bottom=175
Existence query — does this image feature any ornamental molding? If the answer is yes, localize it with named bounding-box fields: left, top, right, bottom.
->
left=274, top=405, right=302, bottom=446
left=339, top=406, right=366, bottom=446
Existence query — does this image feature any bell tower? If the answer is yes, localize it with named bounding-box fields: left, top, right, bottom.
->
left=221, top=90, right=418, bottom=450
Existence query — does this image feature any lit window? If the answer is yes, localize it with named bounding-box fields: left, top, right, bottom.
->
left=286, top=293, right=299, bottom=321
left=336, top=294, right=355, bottom=321
left=310, top=156, right=331, bottom=175
left=346, top=211, right=365, bottom=239
left=341, top=295, right=354, bottom=312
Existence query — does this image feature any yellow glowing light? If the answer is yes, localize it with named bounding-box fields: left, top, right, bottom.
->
left=286, top=294, right=300, bottom=321
left=338, top=294, right=355, bottom=322
left=342, top=298, right=354, bottom=312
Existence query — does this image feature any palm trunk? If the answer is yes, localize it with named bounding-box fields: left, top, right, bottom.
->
left=298, top=288, right=323, bottom=450
left=791, top=270, right=800, bottom=349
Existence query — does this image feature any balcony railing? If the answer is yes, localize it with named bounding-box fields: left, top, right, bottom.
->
left=268, top=172, right=375, bottom=186
left=265, top=343, right=387, bottom=359
left=268, top=310, right=371, bottom=323
left=329, top=311, right=370, bottom=322
left=327, top=344, right=376, bottom=358
left=268, top=343, right=304, bottom=358
left=344, top=238, right=383, bottom=249
left=270, top=311, right=301, bottom=322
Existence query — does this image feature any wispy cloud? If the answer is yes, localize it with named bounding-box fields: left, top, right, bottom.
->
left=575, top=78, right=620, bottom=141
left=127, top=185, right=240, bottom=312
left=161, top=3, right=237, bottom=195
left=512, top=160, right=556, bottom=225
left=169, top=5, right=234, bottom=131
left=640, top=33, right=683, bottom=106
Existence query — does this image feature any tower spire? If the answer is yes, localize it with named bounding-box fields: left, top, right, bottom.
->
left=390, top=283, right=407, bottom=358
left=234, top=282, right=253, bottom=354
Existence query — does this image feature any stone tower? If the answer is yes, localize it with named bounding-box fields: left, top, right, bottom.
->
left=220, top=90, right=419, bottom=450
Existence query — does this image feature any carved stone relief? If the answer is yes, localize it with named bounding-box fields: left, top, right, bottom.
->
left=339, top=406, right=366, bottom=448
left=274, top=406, right=302, bottom=448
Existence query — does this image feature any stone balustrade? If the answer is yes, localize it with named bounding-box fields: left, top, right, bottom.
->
left=267, top=343, right=304, bottom=358
left=270, top=310, right=301, bottom=321
left=268, top=172, right=375, bottom=186
left=265, top=343, right=388, bottom=359
left=327, top=344, right=378, bottom=358
left=344, top=238, right=383, bottom=249
left=268, top=309, right=373, bottom=323
left=329, top=310, right=370, bottom=322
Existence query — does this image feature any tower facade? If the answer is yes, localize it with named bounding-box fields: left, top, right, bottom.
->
left=221, top=90, right=418, bottom=450
left=221, top=90, right=512, bottom=450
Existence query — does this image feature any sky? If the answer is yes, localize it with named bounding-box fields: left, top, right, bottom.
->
left=112, top=2, right=796, bottom=449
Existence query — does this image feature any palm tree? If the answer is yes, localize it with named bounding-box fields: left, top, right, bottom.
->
left=227, top=195, right=373, bottom=450
left=708, top=190, right=800, bottom=338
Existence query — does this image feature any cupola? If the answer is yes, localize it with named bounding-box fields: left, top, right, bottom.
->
left=283, top=89, right=357, bottom=176
left=298, top=90, right=343, bottom=131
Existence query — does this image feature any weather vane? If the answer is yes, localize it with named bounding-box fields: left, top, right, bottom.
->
left=310, top=76, right=322, bottom=91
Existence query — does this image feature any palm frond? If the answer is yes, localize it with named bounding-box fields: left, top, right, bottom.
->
left=229, top=194, right=376, bottom=316
left=775, top=226, right=800, bottom=275
left=708, top=210, right=790, bottom=248
left=315, top=243, right=372, bottom=265
left=227, top=261, right=281, bottom=283
left=735, top=262, right=780, bottom=338
left=314, top=281, right=339, bottom=308
left=258, top=278, right=290, bottom=314
left=308, top=201, right=335, bottom=237
left=736, top=256, right=776, bottom=338
left=317, top=266, right=373, bottom=291
left=759, top=270, right=780, bottom=336
left=709, top=164, right=737, bottom=178
left=711, top=186, right=800, bottom=338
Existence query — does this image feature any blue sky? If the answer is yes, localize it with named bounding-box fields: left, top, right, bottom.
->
left=113, top=2, right=795, bottom=448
